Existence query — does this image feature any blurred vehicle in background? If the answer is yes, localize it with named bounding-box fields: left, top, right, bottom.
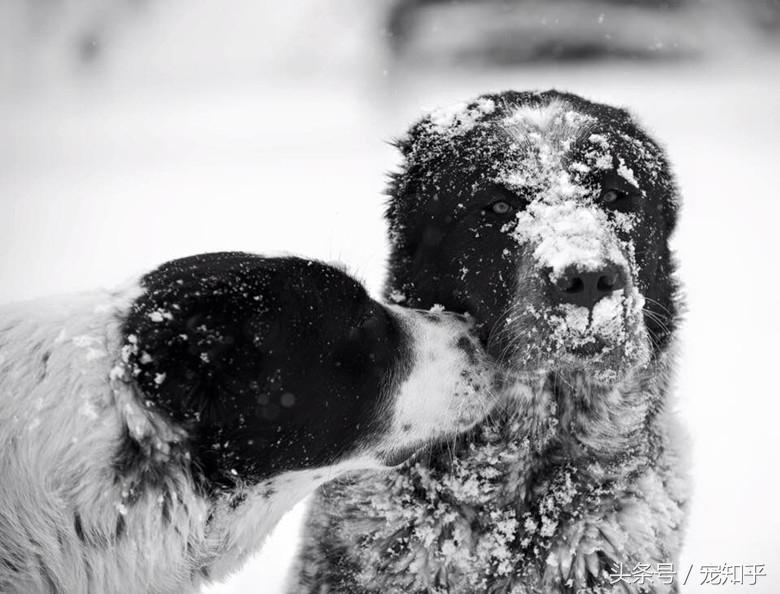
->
left=385, top=0, right=780, bottom=65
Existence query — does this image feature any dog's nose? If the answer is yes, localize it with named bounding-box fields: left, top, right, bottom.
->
left=552, top=264, right=626, bottom=309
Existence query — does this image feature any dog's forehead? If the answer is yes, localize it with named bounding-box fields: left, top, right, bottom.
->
left=497, top=99, right=598, bottom=195
left=411, top=94, right=666, bottom=195
left=502, top=98, right=594, bottom=148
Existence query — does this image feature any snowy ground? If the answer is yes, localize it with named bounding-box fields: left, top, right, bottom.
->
left=2, top=2, right=779, bottom=592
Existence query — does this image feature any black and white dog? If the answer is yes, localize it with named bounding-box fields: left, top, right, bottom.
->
left=294, top=91, right=689, bottom=593
left=0, top=253, right=496, bottom=594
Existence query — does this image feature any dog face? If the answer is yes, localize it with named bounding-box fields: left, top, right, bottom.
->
left=122, top=253, right=493, bottom=491
left=386, top=91, right=679, bottom=384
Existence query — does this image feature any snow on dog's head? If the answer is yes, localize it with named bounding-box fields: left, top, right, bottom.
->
left=385, top=91, right=680, bottom=385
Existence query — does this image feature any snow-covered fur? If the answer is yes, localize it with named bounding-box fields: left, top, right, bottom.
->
left=0, top=253, right=496, bottom=594
left=292, top=91, right=689, bottom=593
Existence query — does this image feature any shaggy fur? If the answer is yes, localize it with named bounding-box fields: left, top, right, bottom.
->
left=0, top=253, right=496, bottom=594
left=291, top=91, right=689, bottom=593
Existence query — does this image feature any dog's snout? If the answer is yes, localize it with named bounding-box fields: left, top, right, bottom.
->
left=552, top=264, right=626, bottom=309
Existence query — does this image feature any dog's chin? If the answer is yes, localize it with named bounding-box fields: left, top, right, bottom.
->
left=557, top=349, right=632, bottom=385
left=494, top=316, right=649, bottom=387
left=553, top=320, right=650, bottom=383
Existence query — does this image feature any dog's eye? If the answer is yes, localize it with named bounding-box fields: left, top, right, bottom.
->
left=487, top=201, right=513, bottom=215
left=601, top=189, right=628, bottom=206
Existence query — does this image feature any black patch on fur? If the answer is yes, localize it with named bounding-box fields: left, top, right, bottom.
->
left=120, top=254, right=412, bottom=494
left=112, top=424, right=189, bottom=501
left=384, top=90, right=680, bottom=358
left=227, top=491, right=247, bottom=511
left=161, top=491, right=172, bottom=524
left=455, top=335, right=479, bottom=366
left=40, top=350, right=51, bottom=379
left=115, top=515, right=125, bottom=540
left=419, top=311, right=442, bottom=324
left=36, top=554, right=58, bottom=591
left=1, top=557, right=19, bottom=574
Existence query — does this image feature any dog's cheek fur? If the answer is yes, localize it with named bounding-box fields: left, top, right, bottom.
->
left=385, top=185, right=525, bottom=345
left=371, top=307, right=494, bottom=464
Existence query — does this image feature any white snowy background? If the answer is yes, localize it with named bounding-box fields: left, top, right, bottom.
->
left=1, top=1, right=779, bottom=592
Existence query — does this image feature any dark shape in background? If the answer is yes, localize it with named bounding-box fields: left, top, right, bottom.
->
left=2, top=0, right=779, bottom=85
left=386, top=0, right=780, bottom=65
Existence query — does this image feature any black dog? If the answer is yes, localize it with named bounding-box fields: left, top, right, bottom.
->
left=294, top=91, right=688, bottom=593
left=0, top=253, right=495, bottom=593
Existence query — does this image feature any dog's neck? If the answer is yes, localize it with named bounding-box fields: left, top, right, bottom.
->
left=194, top=457, right=382, bottom=586
left=408, top=353, right=677, bottom=516
left=500, top=351, right=675, bottom=470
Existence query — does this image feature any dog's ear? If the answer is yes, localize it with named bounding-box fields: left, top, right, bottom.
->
left=124, top=273, right=276, bottom=426
left=180, top=310, right=238, bottom=367
left=122, top=304, right=239, bottom=425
